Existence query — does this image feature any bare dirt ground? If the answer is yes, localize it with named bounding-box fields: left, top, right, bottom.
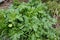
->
left=0, top=0, right=12, bottom=9
left=0, top=0, right=28, bottom=9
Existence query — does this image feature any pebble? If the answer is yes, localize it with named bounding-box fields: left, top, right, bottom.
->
left=0, top=0, right=4, bottom=3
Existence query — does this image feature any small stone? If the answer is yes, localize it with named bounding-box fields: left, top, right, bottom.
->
left=0, top=0, right=4, bottom=3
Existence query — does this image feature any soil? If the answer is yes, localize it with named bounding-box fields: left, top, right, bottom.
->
left=0, top=0, right=12, bottom=9
left=0, top=0, right=28, bottom=9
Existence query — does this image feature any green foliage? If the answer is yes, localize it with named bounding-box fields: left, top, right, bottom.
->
left=42, top=0, right=60, bottom=15
left=0, top=0, right=60, bottom=40
left=46, top=1, right=60, bottom=16
left=46, top=1, right=60, bottom=26
left=13, top=0, right=20, bottom=6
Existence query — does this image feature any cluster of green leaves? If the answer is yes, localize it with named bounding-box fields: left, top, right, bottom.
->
left=44, top=0, right=60, bottom=28
left=0, top=0, right=60, bottom=40
left=46, top=1, right=60, bottom=16
left=13, top=0, right=20, bottom=6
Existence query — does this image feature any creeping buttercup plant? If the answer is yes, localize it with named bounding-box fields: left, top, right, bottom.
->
left=0, top=0, right=60, bottom=40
